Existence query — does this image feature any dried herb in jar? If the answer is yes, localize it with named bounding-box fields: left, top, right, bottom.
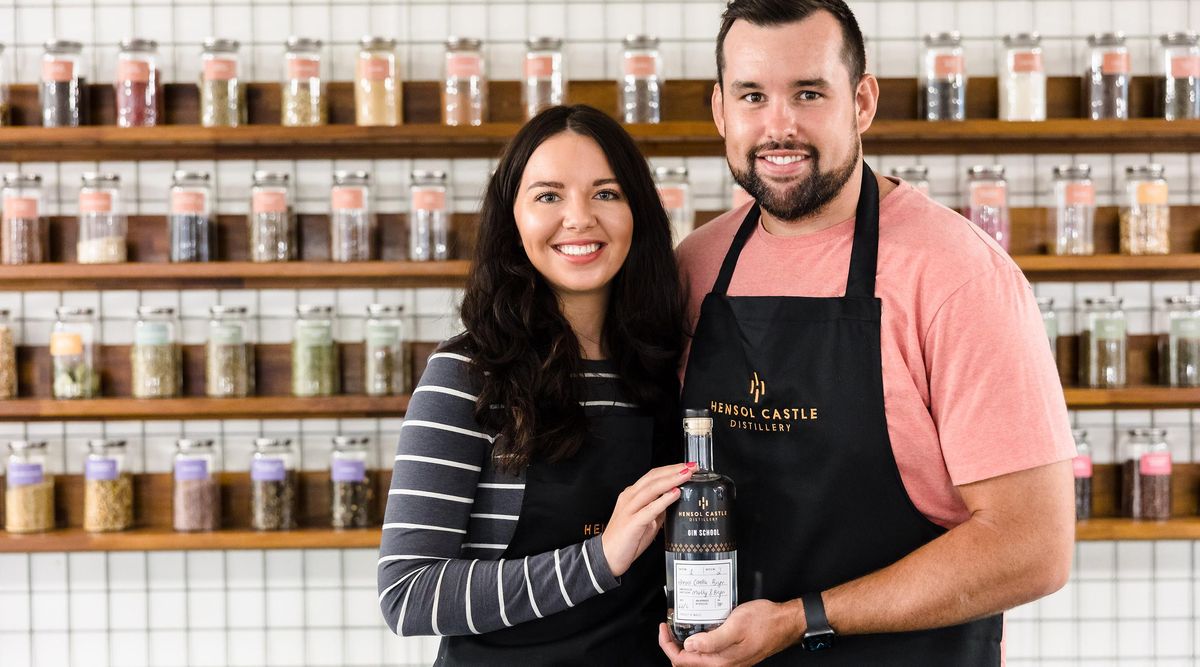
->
left=0, top=325, right=15, bottom=399
left=331, top=465, right=372, bottom=529
left=131, top=343, right=180, bottom=398
left=252, top=467, right=297, bottom=531
left=84, top=473, right=133, bottom=532
left=174, top=477, right=219, bottom=532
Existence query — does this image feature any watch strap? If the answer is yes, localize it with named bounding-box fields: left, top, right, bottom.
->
left=801, top=591, right=835, bottom=651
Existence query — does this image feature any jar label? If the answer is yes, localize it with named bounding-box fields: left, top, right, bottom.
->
left=1137, top=182, right=1169, bottom=206
left=80, top=191, right=113, bottom=214
left=331, top=186, right=366, bottom=212
left=1072, top=454, right=1093, bottom=478
left=1171, top=55, right=1200, bottom=79
left=1102, top=52, right=1130, bottom=75
left=672, top=558, right=734, bottom=624
left=1012, top=51, right=1043, bottom=73
left=203, top=58, right=238, bottom=82
left=253, top=191, right=288, bottom=214
left=3, top=197, right=38, bottom=221
left=50, top=331, right=84, bottom=357
left=358, top=57, right=392, bottom=82
left=366, top=322, right=401, bottom=347
left=446, top=54, right=483, bottom=78
left=175, top=458, right=209, bottom=481
left=934, top=54, right=964, bottom=77
left=210, top=323, right=244, bottom=346
left=412, top=189, right=446, bottom=212
left=171, top=191, right=207, bottom=215
left=288, top=57, right=321, bottom=80
left=296, top=321, right=333, bottom=346
left=658, top=186, right=687, bottom=211
left=8, top=461, right=44, bottom=486
left=1140, top=450, right=1172, bottom=476
left=1171, top=317, right=1200, bottom=339
left=251, top=458, right=286, bottom=482
left=117, top=59, right=151, bottom=84
left=135, top=322, right=172, bottom=346
left=85, top=458, right=119, bottom=481
left=524, top=55, right=555, bottom=79
left=332, top=459, right=366, bottom=483
left=42, top=59, right=74, bottom=82
left=970, top=183, right=1007, bottom=208
left=624, top=54, right=658, bottom=78
left=1094, top=317, right=1126, bottom=341
left=1065, top=183, right=1095, bottom=206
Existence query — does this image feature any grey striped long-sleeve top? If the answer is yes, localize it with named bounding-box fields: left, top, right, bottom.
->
left=378, top=345, right=640, bottom=637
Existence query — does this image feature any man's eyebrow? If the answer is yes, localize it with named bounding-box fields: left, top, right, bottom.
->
left=729, top=78, right=831, bottom=91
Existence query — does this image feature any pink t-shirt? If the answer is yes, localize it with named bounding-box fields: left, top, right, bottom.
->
left=678, top=178, right=1075, bottom=529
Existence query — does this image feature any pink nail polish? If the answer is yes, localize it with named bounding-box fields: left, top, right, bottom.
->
left=678, top=467, right=691, bottom=475
left=686, top=461, right=698, bottom=468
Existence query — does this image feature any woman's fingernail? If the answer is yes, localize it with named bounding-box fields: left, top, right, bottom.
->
left=686, top=461, right=698, bottom=468
left=678, top=466, right=691, bottom=475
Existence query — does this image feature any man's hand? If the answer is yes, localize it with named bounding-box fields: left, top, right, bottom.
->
left=657, top=599, right=804, bottom=666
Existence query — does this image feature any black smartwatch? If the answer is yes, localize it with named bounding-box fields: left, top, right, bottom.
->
left=800, top=591, right=836, bottom=651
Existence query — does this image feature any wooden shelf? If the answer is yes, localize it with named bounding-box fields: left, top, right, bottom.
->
left=0, top=396, right=409, bottom=420
left=1075, top=518, right=1200, bottom=541
left=0, top=527, right=381, bottom=552
left=1062, top=387, right=1200, bottom=409
left=1014, top=254, right=1200, bottom=281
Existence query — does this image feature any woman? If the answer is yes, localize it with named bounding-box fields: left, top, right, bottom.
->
left=378, top=104, right=689, bottom=666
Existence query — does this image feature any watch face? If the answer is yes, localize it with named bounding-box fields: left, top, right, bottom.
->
left=803, top=631, right=835, bottom=651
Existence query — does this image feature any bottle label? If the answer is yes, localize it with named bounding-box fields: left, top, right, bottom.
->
left=331, top=186, right=366, bottom=212
left=666, top=485, right=736, bottom=553
left=118, top=59, right=151, bottom=84
left=934, top=54, right=964, bottom=77
left=1102, top=52, right=1130, bottom=75
left=253, top=191, right=288, bottom=214
left=1094, top=317, right=1125, bottom=341
left=623, top=54, right=658, bottom=78
left=3, top=197, right=38, bottom=221
left=1136, top=182, right=1168, bottom=206
left=658, top=186, right=687, bottom=211
left=203, top=58, right=238, bottom=81
left=50, top=331, right=84, bottom=357
left=1011, top=51, right=1043, bottom=74
left=251, top=458, right=286, bottom=482
left=366, top=322, right=400, bottom=347
left=85, top=458, right=119, bottom=481
left=80, top=191, right=113, bottom=214
left=42, top=59, right=74, bottom=82
left=332, top=459, right=366, bottom=483
left=970, top=183, right=1007, bottom=209
left=171, top=191, right=207, bottom=215
left=1171, top=55, right=1200, bottom=79
left=1072, top=454, right=1093, bottom=478
left=8, top=461, right=44, bottom=486
left=135, top=322, right=171, bottom=346
left=1171, top=317, right=1200, bottom=339
left=296, top=321, right=332, bottom=346
left=175, top=458, right=209, bottom=481
left=210, top=323, right=244, bottom=346
left=1140, top=451, right=1172, bottom=476
left=412, top=189, right=446, bottom=212
left=673, top=559, right=735, bottom=624
left=446, top=54, right=483, bottom=78
left=1065, top=183, right=1095, bottom=206
left=524, top=55, right=555, bottom=79
left=288, top=57, right=321, bottom=80
left=357, top=57, right=392, bottom=82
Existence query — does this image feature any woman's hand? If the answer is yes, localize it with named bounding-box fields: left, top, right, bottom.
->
left=601, top=462, right=696, bottom=577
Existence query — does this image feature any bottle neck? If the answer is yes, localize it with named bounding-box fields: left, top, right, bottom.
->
left=685, top=430, right=714, bottom=471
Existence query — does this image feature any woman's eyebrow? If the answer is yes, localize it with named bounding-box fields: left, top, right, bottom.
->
left=526, top=178, right=619, bottom=190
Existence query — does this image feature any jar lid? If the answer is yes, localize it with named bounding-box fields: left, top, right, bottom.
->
left=44, top=39, right=83, bottom=54
left=527, top=37, right=563, bottom=51
left=333, top=170, right=371, bottom=185
left=1160, top=32, right=1200, bottom=47
left=1053, top=164, right=1091, bottom=179
left=923, top=31, right=962, bottom=47
left=137, top=305, right=176, bottom=317
left=445, top=36, right=484, bottom=51
left=332, top=435, right=370, bottom=449
left=1127, top=427, right=1167, bottom=438
left=296, top=304, right=334, bottom=315
left=210, top=304, right=248, bottom=316
left=360, top=36, right=397, bottom=51
left=654, top=166, right=689, bottom=179
left=1003, top=32, right=1041, bottom=48
left=254, top=437, right=292, bottom=450
left=8, top=440, right=48, bottom=451
left=202, top=37, right=240, bottom=53
left=1165, top=295, right=1200, bottom=307
left=176, top=438, right=215, bottom=450
left=1036, top=296, right=1054, bottom=309
left=367, top=304, right=403, bottom=316
left=411, top=170, right=448, bottom=182
left=890, top=165, right=929, bottom=179
left=287, top=36, right=323, bottom=51
left=253, top=171, right=291, bottom=187
left=173, top=170, right=211, bottom=184
left=3, top=172, right=42, bottom=187
left=1126, top=164, right=1165, bottom=179
left=55, top=305, right=95, bottom=317
left=119, top=38, right=159, bottom=52
left=1088, top=32, right=1126, bottom=47
left=623, top=34, right=660, bottom=49
left=967, top=164, right=1006, bottom=179
left=81, top=172, right=120, bottom=186
left=1083, top=296, right=1123, bottom=307
left=88, top=439, right=127, bottom=452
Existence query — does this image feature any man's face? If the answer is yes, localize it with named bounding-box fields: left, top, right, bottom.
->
left=713, top=12, right=869, bottom=222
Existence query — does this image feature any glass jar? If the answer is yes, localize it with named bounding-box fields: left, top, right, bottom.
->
left=83, top=439, right=132, bottom=533
left=1072, top=429, right=1092, bottom=520
left=0, top=44, right=9, bottom=126
left=1037, top=297, right=1057, bottom=354
left=251, top=438, right=297, bottom=531
left=365, top=304, right=405, bottom=396
left=654, top=167, right=693, bottom=245
left=2, top=173, right=47, bottom=265
left=115, top=38, right=161, bottom=127
left=1086, top=32, right=1130, bottom=120
left=293, top=304, right=337, bottom=397
left=77, top=172, right=127, bottom=264
left=200, top=37, right=245, bottom=128
left=621, top=35, right=662, bottom=124
left=41, top=40, right=86, bottom=127
left=443, top=37, right=487, bottom=127
left=169, top=170, right=215, bottom=262
left=890, top=166, right=930, bottom=196
left=1160, top=295, right=1200, bottom=387
left=1120, top=164, right=1170, bottom=255
left=331, top=170, right=374, bottom=262
left=131, top=306, right=181, bottom=399
left=1000, top=33, right=1046, bottom=121
left=966, top=165, right=1010, bottom=250
left=731, top=182, right=754, bottom=209
left=921, top=32, right=966, bottom=121
left=1080, top=297, right=1127, bottom=388
left=174, top=439, right=219, bottom=532
left=206, top=305, right=254, bottom=398
left=1121, top=428, right=1172, bottom=520
left=355, top=36, right=400, bottom=127
left=524, top=37, right=564, bottom=120
left=410, top=170, right=450, bottom=262
left=52, top=306, right=98, bottom=399
left=0, top=309, right=15, bottom=399
left=5, top=440, right=53, bottom=533
left=249, top=171, right=294, bottom=262
left=282, top=36, right=326, bottom=126
left=1161, top=32, right=1200, bottom=120
left=1051, top=164, right=1095, bottom=256
left=331, top=436, right=372, bottom=529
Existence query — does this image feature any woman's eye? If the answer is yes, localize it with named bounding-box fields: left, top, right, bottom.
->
left=594, top=190, right=621, bottom=201
left=535, top=192, right=561, bottom=203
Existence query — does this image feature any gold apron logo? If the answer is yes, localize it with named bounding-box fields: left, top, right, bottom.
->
left=750, top=372, right=765, bottom=403
left=708, top=370, right=818, bottom=433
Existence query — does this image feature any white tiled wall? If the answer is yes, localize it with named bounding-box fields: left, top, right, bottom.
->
left=2, top=0, right=1200, bottom=665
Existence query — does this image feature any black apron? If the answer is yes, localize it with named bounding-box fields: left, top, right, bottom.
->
left=680, top=165, right=1002, bottom=664
left=437, top=407, right=669, bottom=666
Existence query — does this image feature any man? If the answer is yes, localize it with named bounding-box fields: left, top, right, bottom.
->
left=662, top=1, right=1075, bottom=665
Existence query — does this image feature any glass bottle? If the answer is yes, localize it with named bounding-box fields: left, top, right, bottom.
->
left=443, top=37, right=487, bottom=127
left=0, top=44, right=8, bottom=126
left=966, top=165, right=1010, bottom=250
left=1072, top=429, right=1092, bottom=520
left=77, top=172, right=127, bottom=264
left=206, top=305, right=254, bottom=398
left=1120, top=164, right=1170, bottom=255
left=355, top=37, right=400, bottom=127
left=52, top=306, right=98, bottom=399
left=1037, top=297, right=1058, bottom=355
left=282, top=36, right=326, bottom=127
left=890, top=166, right=930, bottom=196
left=1086, top=32, right=1130, bottom=120
left=1160, top=295, right=1200, bottom=387
left=666, top=409, right=737, bottom=642
left=331, top=170, right=375, bottom=262
left=1162, top=32, right=1200, bottom=120
left=41, top=39, right=86, bottom=127
left=293, top=304, right=337, bottom=397
left=200, top=37, right=244, bottom=128
left=921, top=32, right=966, bottom=121
left=169, top=170, right=215, bottom=262
left=5, top=440, right=54, bottom=533
left=174, top=438, right=220, bottom=532
left=654, top=167, right=693, bottom=245
left=131, top=306, right=181, bottom=399
left=249, top=171, right=294, bottom=262
left=1000, top=33, right=1046, bottom=121
left=1052, top=164, right=1095, bottom=256
left=0, top=309, right=15, bottom=399
left=251, top=438, right=297, bottom=531
left=524, top=37, right=564, bottom=120
left=621, top=35, right=662, bottom=124
left=83, top=439, right=133, bottom=533
left=410, top=170, right=450, bottom=262
left=365, top=304, right=405, bottom=396
left=115, top=38, right=161, bottom=127
left=330, top=436, right=373, bottom=529
left=2, top=173, right=47, bottom=265
left=1080, top=297, right=1127, bottom=388
left=1120, top=428, right=1171, bottom=520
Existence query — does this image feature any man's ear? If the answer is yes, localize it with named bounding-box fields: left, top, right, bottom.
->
left=712, top=82, right=726, bottom=138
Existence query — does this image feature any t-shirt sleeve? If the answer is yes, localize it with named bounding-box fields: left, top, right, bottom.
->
left=922, top=265, right=1076, bottom=486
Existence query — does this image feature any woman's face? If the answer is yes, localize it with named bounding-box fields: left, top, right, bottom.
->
left=513, top=131, right=634, bottom=300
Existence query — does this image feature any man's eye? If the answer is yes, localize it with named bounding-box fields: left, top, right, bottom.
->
left=800, top=91, right=822, bottom=101
left=743, top=92, right=765, bottom=103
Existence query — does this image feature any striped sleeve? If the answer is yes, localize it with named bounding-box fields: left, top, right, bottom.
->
left=377, top=345, right=621, bottom=637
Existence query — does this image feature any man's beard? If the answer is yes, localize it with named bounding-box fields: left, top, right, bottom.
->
left=730, top=134, right=860, bottom=222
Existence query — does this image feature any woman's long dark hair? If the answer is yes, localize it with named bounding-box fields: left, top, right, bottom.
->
left=448, top=104, right=683, bottom=472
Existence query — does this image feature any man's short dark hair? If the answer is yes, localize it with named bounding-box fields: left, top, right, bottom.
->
left=716, top=0, right=867, bottom=89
